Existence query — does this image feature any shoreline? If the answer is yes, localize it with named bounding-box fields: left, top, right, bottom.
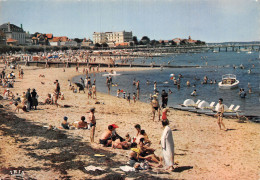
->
left=0, top=65, right=259, bottom=179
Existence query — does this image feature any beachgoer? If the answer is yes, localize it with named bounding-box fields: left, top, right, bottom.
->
left=127, top=93, right=131, bottom=103
left=239, top=89, right=247, bottom=98
left=162, top=108, right=169, bottom=121
left=186, top=80, right=190, bottom=86
left=161, top=90, right=168, bottom=108
left=99, top=125, right=114, bottom=146
left=61, top=116, right=70, bottom=130
left=117, top=89, right=120, bottom=98
left=89, top=108, right=96, bottom=143
left=154, top=81, right=157, bottom=91
left=215, top=98, right=227, bottom=131
left=160, top=119, right=175, bottom=170
left=191, top=89, right=197, bottom=96
left=133, top=93, right=136, bottom=103
left=25, top=88, right=32, bottom=110
left=92, top=84, right=96, bottom=99
left=77, top=116, right=88, bottom=129
left=151, top=95, right=160, bottom=121
left=88, top=87, right=92, bottom=99
left=31, top=89, right=38, bottom=110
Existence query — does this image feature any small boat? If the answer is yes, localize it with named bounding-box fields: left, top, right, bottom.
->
left=218, top=74, right=239, bottom=89
left=102, top=71, right=121, bottom=76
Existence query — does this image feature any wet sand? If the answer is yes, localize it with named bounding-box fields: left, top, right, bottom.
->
left=0, top=65, right=259, bottom=179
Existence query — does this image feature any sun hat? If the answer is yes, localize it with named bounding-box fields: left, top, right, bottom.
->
left=111, top=124, right=119, bottom=128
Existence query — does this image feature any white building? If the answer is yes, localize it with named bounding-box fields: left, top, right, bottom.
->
left=0, top=22, right=26, bottom=45
left=93, top=31, right=132, bottom=45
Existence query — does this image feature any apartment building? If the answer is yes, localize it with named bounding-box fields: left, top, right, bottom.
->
left=93, top=31, right=132, bottom=45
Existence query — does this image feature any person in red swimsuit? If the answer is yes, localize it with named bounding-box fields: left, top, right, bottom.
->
left=161, top=108, right=169, bottom=121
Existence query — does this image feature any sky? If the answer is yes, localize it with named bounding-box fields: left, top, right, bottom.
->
left=0, top=0, right=259, bottom=42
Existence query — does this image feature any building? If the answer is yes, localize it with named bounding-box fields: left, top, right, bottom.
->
left=93, top=32, right=107, bottom=44
left=81, top=38, right=93, bottom=47
left=93, top=31, right=133, bottom=45
left=0, top=22, right=26, bottom=45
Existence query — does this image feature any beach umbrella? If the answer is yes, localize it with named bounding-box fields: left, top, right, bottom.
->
left=183, top=99, right=195, bottom=106
left=198, top=101, right=210, bottom=109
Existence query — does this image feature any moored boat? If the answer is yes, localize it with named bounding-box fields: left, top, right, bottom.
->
left=218, top=74, right=239, bottom=89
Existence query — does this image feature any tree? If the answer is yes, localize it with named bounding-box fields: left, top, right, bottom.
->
left=170, top=40, right=177, bottom=46
left=95, top=43, right=101, bottom=47
left=132, top=36, right=138, bottom=45
left=140, top=36, right=150, bottom=45
left=101, top=43, right=108, bottom=47
left=195, top=40, right=206, bottom=45
left=161, top=40, right=165, bottom=46
left=74, top=38, right=83, bottom=43
left=180, top=39, right=188, bottom=45
left=150, top=40, right=159, bottom=46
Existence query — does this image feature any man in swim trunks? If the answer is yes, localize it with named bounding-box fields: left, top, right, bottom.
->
left=215, top=98, right=227, bottom=131
left=151, top=95, right=160, bottom=121
left=99, top=125, right=114, bottom=146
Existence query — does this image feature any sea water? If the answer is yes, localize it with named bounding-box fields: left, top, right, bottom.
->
left=72, top=51, right=260, bottom=117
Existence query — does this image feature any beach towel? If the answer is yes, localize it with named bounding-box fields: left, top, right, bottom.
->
left=84, top=165, right=104, bottom=171
left=120, top=166, right=135, bottom=172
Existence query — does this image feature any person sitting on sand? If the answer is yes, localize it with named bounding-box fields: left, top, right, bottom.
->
left=44, top=94, right=52, bottom=104
left=77, top=116, right=88, bottom=129
left=134, top=124, right=142, bottom=137
left=137, top=138, right=162, bottom=166
left=136, top=130, right=151, bottom=147
left=125, top=133, right=131, bottom=143
left=112, top=138, right=130, bottom=150
left=151, top=95, right=160, bottom=121
left=61, top=116, right=71, bottom=130
left=129, top=143, right=159, bottom=170
left=99, top=125, right=114, bottom=147
left=14, top=102, right=27, bottom=113
left=3, top=89, right=11, bottom=100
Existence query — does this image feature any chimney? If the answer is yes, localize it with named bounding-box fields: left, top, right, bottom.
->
left=21, top=24, right=23, bottom=30
left=7, top=22, right=10, bottom=32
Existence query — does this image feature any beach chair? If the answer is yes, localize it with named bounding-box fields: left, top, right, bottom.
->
left=227, top=104, right=235, bottom=111
left=209, top=102, right=215, bottom=109
left=233, top=105, right=240, bottom=112
left=196, top=101, right=215, bottom=114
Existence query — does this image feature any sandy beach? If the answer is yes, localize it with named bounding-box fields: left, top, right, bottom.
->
left=0, top=64, right=259, bottom=180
